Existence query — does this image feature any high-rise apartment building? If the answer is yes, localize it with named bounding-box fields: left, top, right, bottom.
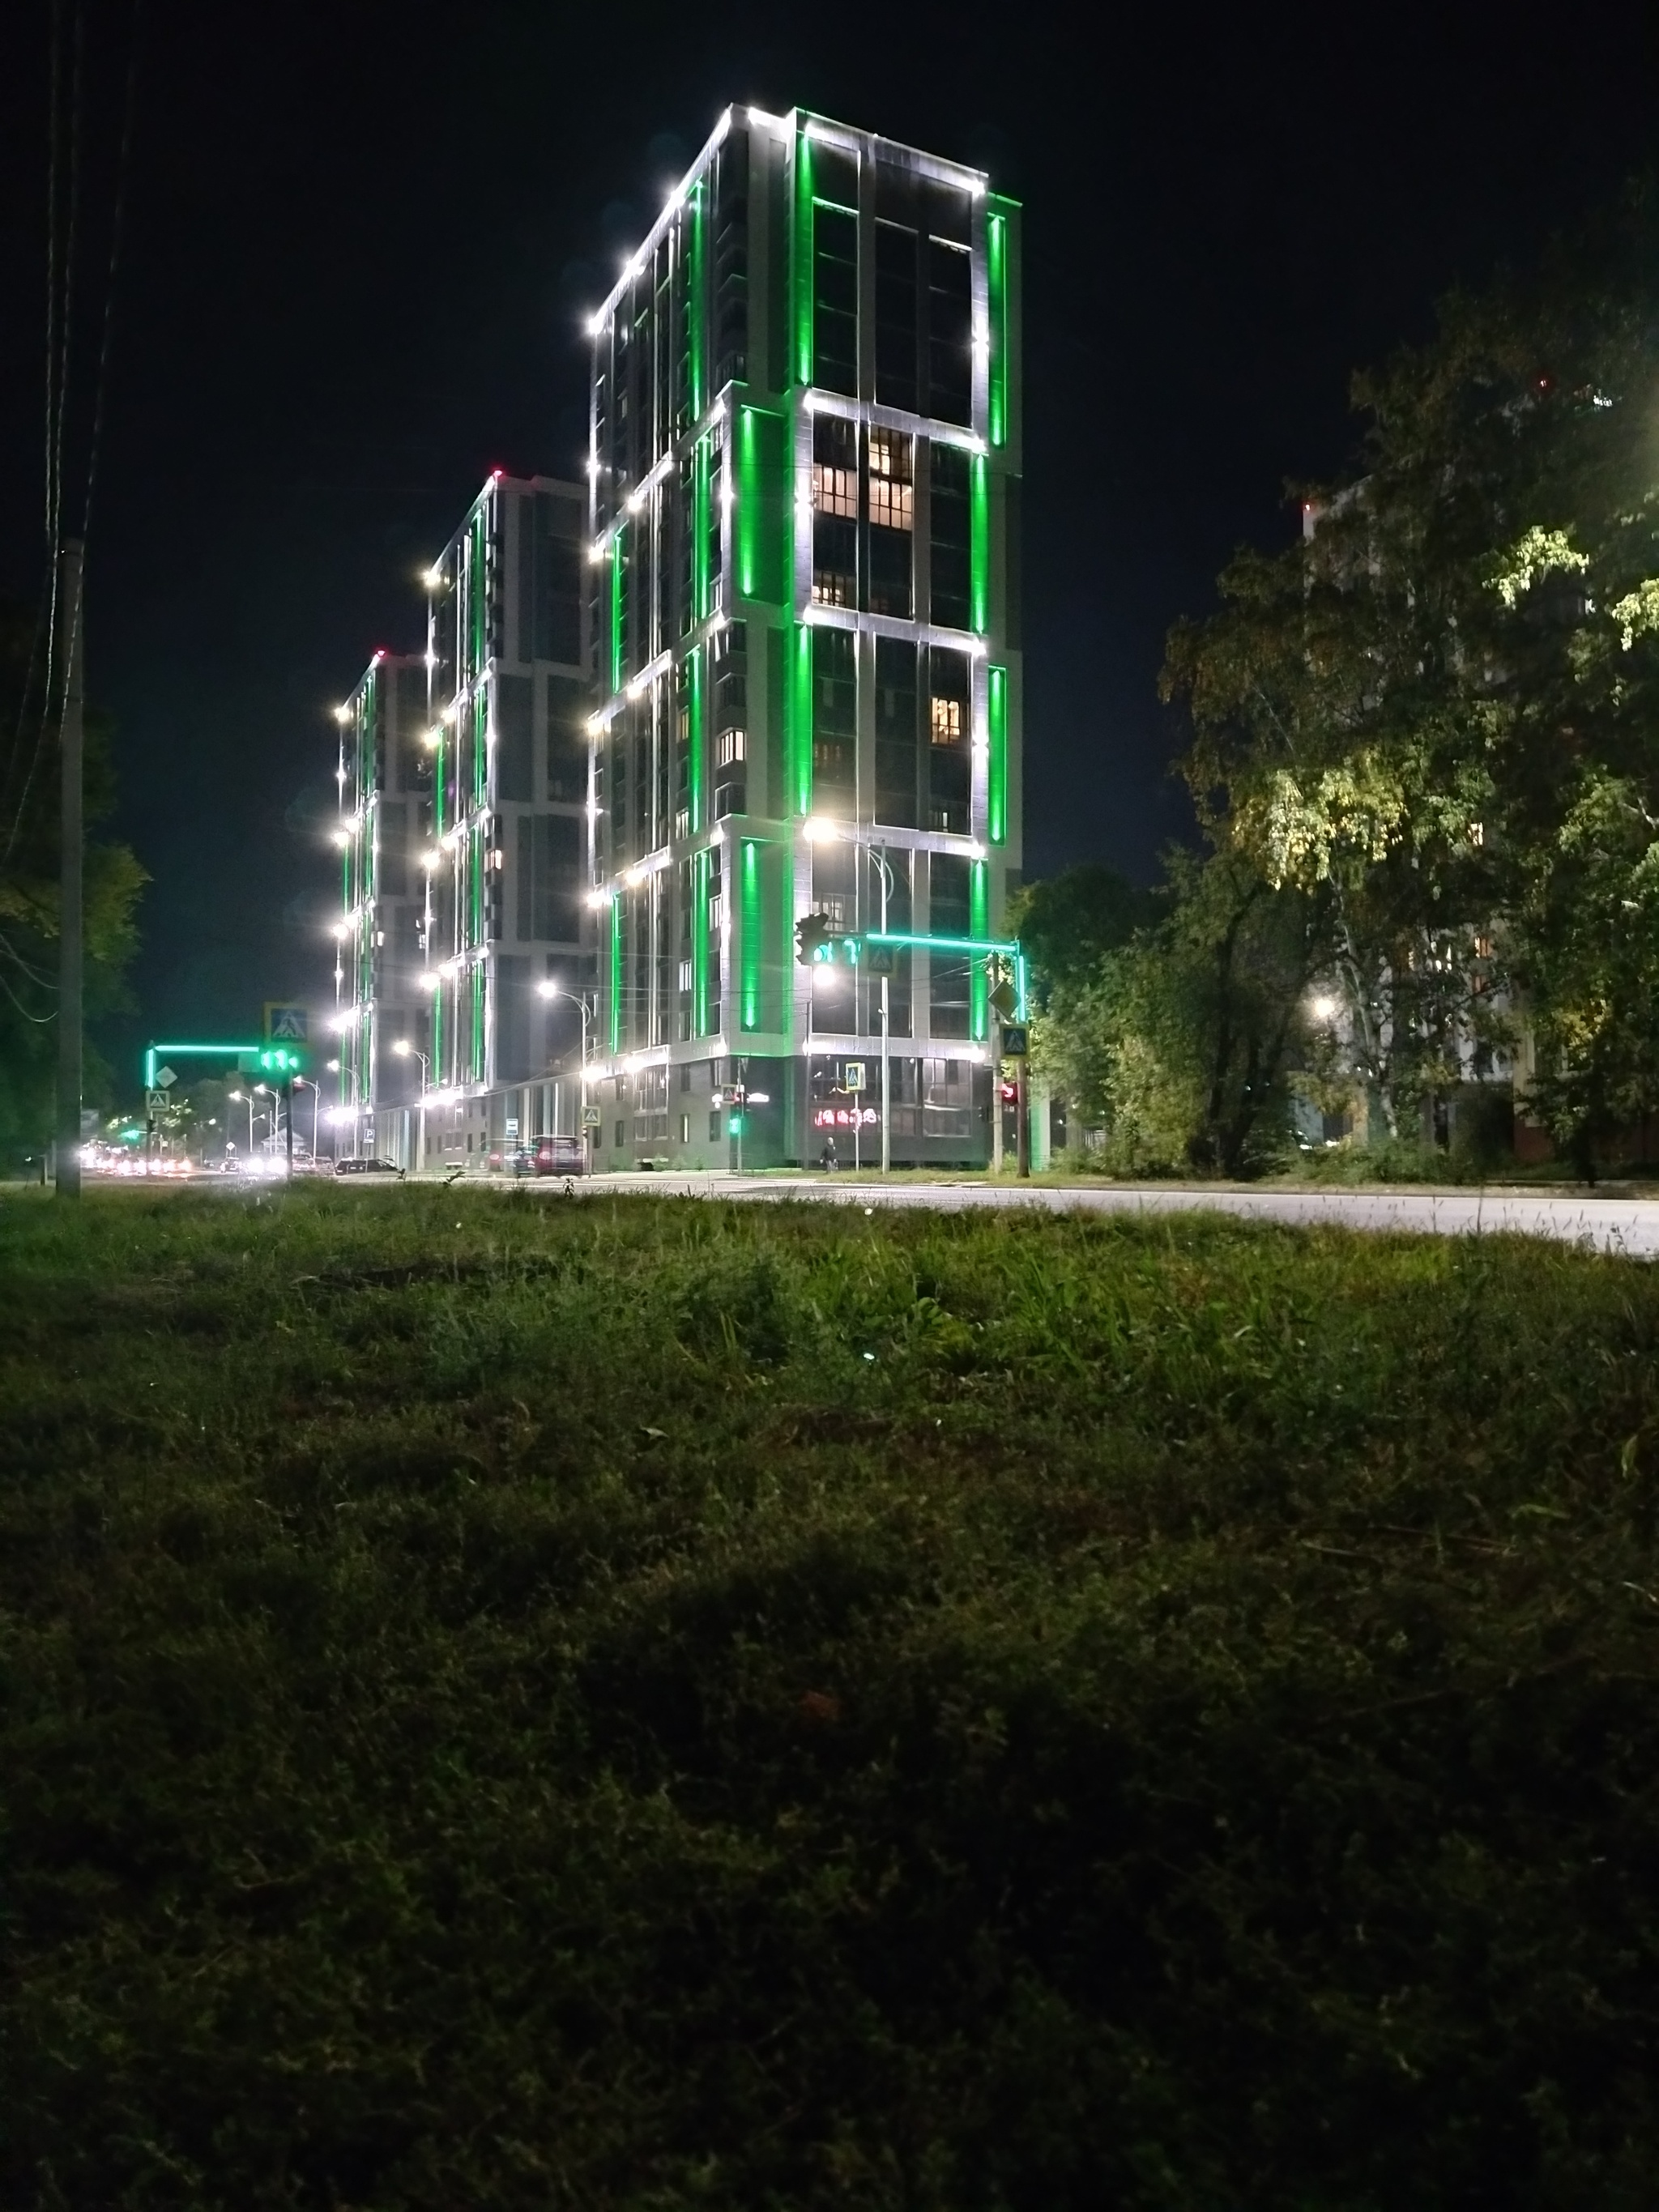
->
left=586, top=104, right=1021, bottom=1168
left=419, top=471, right=592, bottom=1166
left=334, top=473, right=593, bottom=1168
left=335, top=650, right=430, bottom=1161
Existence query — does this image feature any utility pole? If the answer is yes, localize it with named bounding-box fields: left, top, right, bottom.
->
left=1016, top=1059, right=1031, bottom=1179
left=55, top=540, right=85, bottom=1198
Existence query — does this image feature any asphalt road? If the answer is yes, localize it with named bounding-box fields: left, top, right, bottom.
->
left=558, top=1173, right=1659, bottom=1257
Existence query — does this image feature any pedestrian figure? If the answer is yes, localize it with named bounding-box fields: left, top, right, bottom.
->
left=819, top=1133, right=838, bottom=1172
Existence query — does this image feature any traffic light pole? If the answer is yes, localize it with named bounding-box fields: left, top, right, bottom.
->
left=285, top=1076, right=295, bottom=1178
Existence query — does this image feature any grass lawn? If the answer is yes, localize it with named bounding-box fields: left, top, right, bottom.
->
left=4, top=1183, right=1657, bottom=2209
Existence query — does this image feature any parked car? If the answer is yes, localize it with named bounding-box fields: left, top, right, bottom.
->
left=532, top=1134, right=590, bottom=1177
left=334, top=1157, right=404, bottom=1178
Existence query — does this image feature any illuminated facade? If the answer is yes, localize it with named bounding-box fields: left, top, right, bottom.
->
left=418, top=471, right=593, bottom=1166
left=587, top=104, right=1022, bottom=1167
left=335, top=650, right=430, bottom=1158
left=335, top=475, right=593, bottom=1167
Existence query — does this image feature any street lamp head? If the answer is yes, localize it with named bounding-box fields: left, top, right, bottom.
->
left=392, top=1039, right=411, bottom=1056
left=803, top=814, right=841, bottom=844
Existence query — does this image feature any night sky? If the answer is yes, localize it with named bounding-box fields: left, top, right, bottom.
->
left=2, top=0, right=1654, bottom=1087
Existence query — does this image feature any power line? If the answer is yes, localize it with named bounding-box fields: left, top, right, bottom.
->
left=82, top=0, right=143, bottom=543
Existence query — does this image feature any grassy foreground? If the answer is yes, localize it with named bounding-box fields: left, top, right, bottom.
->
left=3, top=1186, right=1658, bottom=2210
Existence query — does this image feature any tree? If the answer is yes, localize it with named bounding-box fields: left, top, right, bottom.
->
left=0, top=599, right=147, bottom=1167
left=1031, top=851, right=1322, bottom=1176
left=1162, top=189, right=1659, bottom=1160
left=1009, top=864, right=1156, bottom=1008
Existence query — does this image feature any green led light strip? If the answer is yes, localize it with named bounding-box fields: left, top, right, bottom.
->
left=693, top=437, right=710, bottom=623
left=740, top=838, right=761, bottom=1032
left=791, top=624, right=812, bottom=816
left=738, top=408, right=758, bottom=597
left=987, top=210, right=1009, bottom=450
left=689, top=175, right=706, bottom=419
left=608, top=895, right=622, bottom=1053
left=693, top=846, right=711, bottom=1036
left=688, top=646, right=704, bottom=834
left=970, top=860, right=990, bottom=1040
left=987, top=663, right=1009, bottom=845
left=970, top=454, right=990, bottom=637
left=613, top=538, right=625, bottom=691
left=793, top=129, right=814, bottom=388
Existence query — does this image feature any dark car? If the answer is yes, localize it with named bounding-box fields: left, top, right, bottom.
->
left=334, top=1157, right=404, bottom=1178
left=532, top=1134, right=590, bottom=1177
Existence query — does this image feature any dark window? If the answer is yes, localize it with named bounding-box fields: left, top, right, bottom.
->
left=812, top=204, right=858, bottom=396
left=929, top=441, right=971, bottom=630
left=874, top=635, right=919, bottom=829
left=713, top=620, right=748, bottom=820
left=496, top=673, right=534, bottom=803
left=874, top=220, right=918, bottom=412
left=814, top=144, right=859, bottom=213
left=534, top=495, right=583, bottom=666
left=517, top=812, right=583, bottom=943
left=496, top=954, right=531, bottom=1082
left=926, top=238, right=972, bottom=426
left=546, top=676, right=586, bottom=803
left=713, top=134, right=748, bottom=391
left=922, top=179, right=971, bottom=245
left=812, top=625, right=856, bottom=808
left=378, top=801, right=407, bottom=899
left=928, top=852, right=972, bottom=1039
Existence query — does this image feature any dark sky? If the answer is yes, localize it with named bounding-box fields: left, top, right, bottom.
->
left=2, top=0, right=1655, bottom=1085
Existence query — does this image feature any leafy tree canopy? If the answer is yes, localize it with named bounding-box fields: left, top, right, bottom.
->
left=1161, top=186, right=1659, bottom=1156
left=0, top=596, right=147, bottom=1165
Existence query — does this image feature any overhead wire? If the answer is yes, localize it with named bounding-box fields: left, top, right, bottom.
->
left=2, top=0, right=104, bottom=876
left=82, top=0, right=143, bottom=544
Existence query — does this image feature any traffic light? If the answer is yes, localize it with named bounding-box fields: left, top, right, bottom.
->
left=795, top=914, right=834, bottom=966
left=257, top=1045, right=306, bottom=1076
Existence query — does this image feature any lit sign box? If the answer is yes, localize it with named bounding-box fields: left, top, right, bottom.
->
left=813, top=1106, right=878, bottom=1129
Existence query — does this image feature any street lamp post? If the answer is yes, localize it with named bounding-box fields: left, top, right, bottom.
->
left=537, top=982, right=593, bottom=1146
left=228, top=1088, right=254, bottom=1160
left=866, top=846, right=896, bottom=1178
left=390, top=1040, right=429, bottom=1172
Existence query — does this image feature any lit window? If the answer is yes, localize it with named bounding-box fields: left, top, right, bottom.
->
left=678, top=959, right=693, bottom=993
left=868, top=428, right=914, bottom=531
left=716, top=727, right=747, bottom=765
left=930, top=696, right=963, bottom=745
left=812, top=463, right=858, bottom=519
left=812, top=572, right=853, bottom=607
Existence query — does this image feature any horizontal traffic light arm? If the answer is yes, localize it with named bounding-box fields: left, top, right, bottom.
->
left=143, top=1042, right=264, bottom=1090
left=859, top=934, right=1030, bottom=1021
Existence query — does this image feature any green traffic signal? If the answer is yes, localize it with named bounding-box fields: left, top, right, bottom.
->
left=795, top=914, right=833, bottom=967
